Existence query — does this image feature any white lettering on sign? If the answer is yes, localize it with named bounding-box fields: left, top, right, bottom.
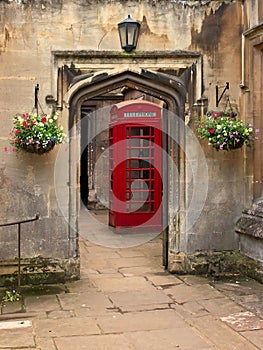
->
left=124, top=112, right=157, bottom=118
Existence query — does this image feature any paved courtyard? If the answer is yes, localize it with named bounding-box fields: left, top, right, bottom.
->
left=0, top=213, right=263, bottom=349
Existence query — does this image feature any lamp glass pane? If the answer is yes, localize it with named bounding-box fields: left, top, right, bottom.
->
left=118, top=24, right=126, bottom=47
left=127, top=24, right=136, bottom=46
left=133, top=26, right=139, bottom=45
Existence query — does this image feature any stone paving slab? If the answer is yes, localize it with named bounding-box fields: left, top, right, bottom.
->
left=33, top=316, right=101, bottom=337
left=221, top=311, right=263, bottom=331
left=0, top=301, right=24, bottom=315
left=96, top=268, right=120, bottom=274
left=58, top=291, right=113, bottom=310
left=83, top=256, right=158, bottom=271
left=214, top=278, right=263, bottom=320
left=84, top=250, right=121, bottom=259
left=92, top=276, right=155, bottom=292
left=65, top=278, right=96, bottom=293
left=118, top=302, right=172, bottom=313
left=105, top=256, right=159, bottom=269
left=118, top=265, right=158, bottom=276
left=164, top=282, right=224, bottom=304
left=73, top=307, right=119, bottom=317
left=96, top=309, right=188, bottom=333
left=173, top=300, right=210, bottom=318
left=188, top=314, right=259, bottom=349
left=233, top=294, right=263, bottom=318
left=3, top=349, right=37, bottom=350
left=47, top=309, right=75, bottom=319
left=124, top=328, right=215, bottom=350
left=54, top=334, right=136, bottom=350
left=0, top=320, right=31, bottom=329
left=88, top=272, right=123, bottom=280
left=145, top=272, right=183, bottom=287
left=0, top=328, right=35, bottom=348
left=24, top=294, right=61, bottom=313
left=107, top=288, right=172, bottom=308
left=198, top=296, right=245, bottom=317
left=216, top=278, right=263, bottom=296
left=35, top=337, right=57, bottom=350
left=116, top=249, right=146, bottom=258
left=179, top=275, right=213, bottom=285
left=241, top=329, right=263, bottom=349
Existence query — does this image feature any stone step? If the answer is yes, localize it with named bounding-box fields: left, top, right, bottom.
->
left=0, top=264, right=65, bottom=287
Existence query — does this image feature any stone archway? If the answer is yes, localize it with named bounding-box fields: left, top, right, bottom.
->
left=53, top=52, right=202, bottom=272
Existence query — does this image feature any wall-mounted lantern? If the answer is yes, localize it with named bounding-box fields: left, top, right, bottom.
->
left=118, top=15, right=141, bottom=52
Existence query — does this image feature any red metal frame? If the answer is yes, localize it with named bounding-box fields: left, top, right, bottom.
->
left=109, top=101, right=162, bottom=231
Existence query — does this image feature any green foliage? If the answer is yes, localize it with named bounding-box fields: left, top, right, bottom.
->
left=2, top=289, right=21, bottom=303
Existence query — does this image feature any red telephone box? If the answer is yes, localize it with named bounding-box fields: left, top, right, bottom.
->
left=109, top=100, right=162, bottom=231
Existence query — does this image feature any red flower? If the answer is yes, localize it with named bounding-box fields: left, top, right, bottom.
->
left=41, top=117, right=47, bottom=123
left=23, top=121, right=29, bottom=127
left=3, top=147, right=8, bottom=152
left=31, top=121, right=36, bottom=125
left=14, top=129, right=21, bottom=134
left=209, top=129, right=215, bottom=134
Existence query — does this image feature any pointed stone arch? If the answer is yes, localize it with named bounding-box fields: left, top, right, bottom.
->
left=56, top=62, right=199, bottom=271
left=66, top=68, right=188, bottom=128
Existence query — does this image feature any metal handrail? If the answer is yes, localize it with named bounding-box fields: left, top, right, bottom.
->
left=0, top=215, right=39, bottom=288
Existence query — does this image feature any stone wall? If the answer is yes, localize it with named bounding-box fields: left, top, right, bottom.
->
left=0, top=0, right=259, bottom=279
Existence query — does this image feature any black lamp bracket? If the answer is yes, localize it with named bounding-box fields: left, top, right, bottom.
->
left=216, top=82, right=229, bottom=107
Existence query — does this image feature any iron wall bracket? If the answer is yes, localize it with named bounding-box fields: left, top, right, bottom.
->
left=216, top=82, right=229, bottom=107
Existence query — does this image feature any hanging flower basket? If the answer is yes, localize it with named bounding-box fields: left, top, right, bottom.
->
left=9, top=112, right=66, bottom=154
left=20, top=140, right=56, bottom=154
left=228, top=140, right=244, bottom=150
left=196, top=111, right=258, bottom=151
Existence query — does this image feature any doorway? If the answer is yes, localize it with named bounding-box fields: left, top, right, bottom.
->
left=66, top=68, right=187, bottom=269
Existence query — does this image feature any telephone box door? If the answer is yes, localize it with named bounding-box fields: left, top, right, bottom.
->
left=109, top=101, right=162, bottom=231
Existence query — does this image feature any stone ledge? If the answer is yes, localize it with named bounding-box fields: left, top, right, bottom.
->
left=235, top=216, right=263, bottom=239
left=0, top=264, right=65, bottom=287
left=244, top=200, right=263, bottom=218
left=168, top=251, right=263, bottom=284
left=52, top=49, right=201, bottom=59
left=0, top=257, right=80, bottom=287
left=235, top=199, right=263, bottom=239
